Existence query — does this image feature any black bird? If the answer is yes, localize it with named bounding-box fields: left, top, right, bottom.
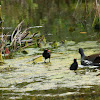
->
left=42, top=49, right=51, bottom=62
left=70, top=59, right=78, bottom=71
left=79, top=48, right=100, bottom=66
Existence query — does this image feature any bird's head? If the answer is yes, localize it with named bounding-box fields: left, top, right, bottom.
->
left=44, top=49, right=48, bottom=53
left=79, top=48, right=83, bottom=54
left=74, top=58, right=77, bottom=62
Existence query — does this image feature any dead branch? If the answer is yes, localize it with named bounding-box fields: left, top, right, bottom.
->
left=11, top=20, right=24, bottom=40
left=22, top=43, right=35, bottom=49
left=30, top=32, right=38, bottom=39
left=3, top=20, right=43, bottom=54
left=10, top=20, right=24, bottom=47
left=21, top=39, right=33, bottom=43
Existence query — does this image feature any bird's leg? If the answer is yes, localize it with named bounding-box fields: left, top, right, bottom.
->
left=49, top=58, right=50, bottom=62
left=44, top=59, right=46, bottom=63
left=74, top=71, right=77, bottom=75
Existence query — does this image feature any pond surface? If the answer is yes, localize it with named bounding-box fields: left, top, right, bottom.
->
left=0, top=41, right=100, bottom=100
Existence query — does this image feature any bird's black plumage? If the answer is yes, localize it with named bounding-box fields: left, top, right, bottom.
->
left=79, top=48, right=100, bottom=66
left=70, top=59, right=78, bottom=71
left=42, top=49, right=51, bottom=62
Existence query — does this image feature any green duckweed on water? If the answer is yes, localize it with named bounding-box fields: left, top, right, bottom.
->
left=0, top=41, right=100, bottom=100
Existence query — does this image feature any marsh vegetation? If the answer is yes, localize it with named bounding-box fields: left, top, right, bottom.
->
left=0, top=0, right=100, bottom=100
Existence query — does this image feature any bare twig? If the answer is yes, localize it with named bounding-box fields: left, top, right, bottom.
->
left=10, top=20, right=24, bottom=46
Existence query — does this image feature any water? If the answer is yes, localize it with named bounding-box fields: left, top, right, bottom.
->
left=0, top=41, right=100, bottom=99
left=1, top=1, right=100, bottom=99
left=2, top=0, right=100, bottom=42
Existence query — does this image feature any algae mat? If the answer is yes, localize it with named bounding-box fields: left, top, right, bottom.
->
left=0, top=41, right=100, bottom=100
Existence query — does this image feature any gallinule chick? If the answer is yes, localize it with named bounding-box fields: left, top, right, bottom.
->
left=70, top=59, right=78, bottom=71
left=42, top=49, right=51, bottom=62
left=79, top=48, right=100, bottom=66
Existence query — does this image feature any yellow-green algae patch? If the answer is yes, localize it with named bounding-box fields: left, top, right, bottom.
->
left=0, top=41, right=100, bottom=99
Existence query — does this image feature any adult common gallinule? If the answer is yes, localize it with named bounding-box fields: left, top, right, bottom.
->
left=42, top=49, right=51, bottom=62
left=79, top=48, right=100, bottom=66
left=70, top=59, right=78, bottom=71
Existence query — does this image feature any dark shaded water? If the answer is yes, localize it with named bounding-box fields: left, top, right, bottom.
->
left=2, top=0, right=100, bottom=42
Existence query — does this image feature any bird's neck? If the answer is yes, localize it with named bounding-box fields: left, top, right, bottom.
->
left=80, top=52, right=85, bottom=60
